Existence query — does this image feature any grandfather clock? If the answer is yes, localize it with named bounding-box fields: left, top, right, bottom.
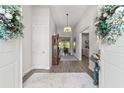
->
left=52, top=34, right=59, bottom=65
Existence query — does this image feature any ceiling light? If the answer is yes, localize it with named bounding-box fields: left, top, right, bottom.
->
left=64, top=13, right=72, bottom=32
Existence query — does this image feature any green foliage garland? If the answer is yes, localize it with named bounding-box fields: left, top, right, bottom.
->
left=95, top=5, right=124, bottom=44
left=0, top=5, right=24, bottom=40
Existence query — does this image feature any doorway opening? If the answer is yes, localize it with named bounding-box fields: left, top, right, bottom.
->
left=81, top=33, right=89, bottom=59
left=59, top=37, right=71, bottom=56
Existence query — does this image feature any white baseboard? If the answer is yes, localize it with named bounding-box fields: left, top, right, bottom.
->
left=33, top=67, right=50, bottom=70
left=23, top=65, right=51, bottom=77
left=22, top=66, right=33, bottom=77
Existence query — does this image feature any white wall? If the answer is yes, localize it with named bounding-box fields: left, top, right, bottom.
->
left=72, top=6, right=99, bottom=71
left=32, top=6, right=49, bottom=69
left=0, top=39, right=21, bottom=88
left=99, top=34, right=124, bottom=88
left=32, top=6, right=56, bottom=69
left=22, top=6, right=56, bottom=75
left=22, top=6, right=32, bottom=76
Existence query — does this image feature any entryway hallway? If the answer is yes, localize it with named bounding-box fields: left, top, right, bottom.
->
left=22, top=5, right=97, bottom=88
left=1, top=5, right=124, bottom=88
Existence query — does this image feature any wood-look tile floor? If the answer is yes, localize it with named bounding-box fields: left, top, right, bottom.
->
left=23, top=56, right=93, bottom=83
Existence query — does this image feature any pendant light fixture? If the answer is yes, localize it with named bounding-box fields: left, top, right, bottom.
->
left=64, top=13, right=72, bottom=32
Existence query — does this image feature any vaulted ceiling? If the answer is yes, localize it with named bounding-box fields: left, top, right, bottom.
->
left=51, top=5, right=90, bottom=29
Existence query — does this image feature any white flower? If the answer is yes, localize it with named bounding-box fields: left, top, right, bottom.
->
left=103, top=13, right=108, bottom=17
left=0, top=9, right=5, bottom=14
left=6, top=9, right=11, bottom=13
left=0, top=19, right=3, bottom=23
left=5, top=13, right=13, bottom=19
left=122, top=17, right=124, bottom=21
left=115, top=7, right=124, bottom=13
left=16, top=16, right=20, bottom=20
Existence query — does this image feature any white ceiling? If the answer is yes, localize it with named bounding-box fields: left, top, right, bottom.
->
left=51, top=5, right=89, bottom=29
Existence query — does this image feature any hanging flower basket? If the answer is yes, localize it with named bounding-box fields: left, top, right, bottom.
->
left=0, top=5, right=24, bottom=40
left=95, top=5, right=124, bottom=45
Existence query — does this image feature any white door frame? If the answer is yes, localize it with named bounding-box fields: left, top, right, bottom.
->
left=79, top=26, right=90, bottom=61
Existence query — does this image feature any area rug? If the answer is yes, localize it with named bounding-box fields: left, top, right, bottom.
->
left=23, top=73, right=96, bottom=88
left=60, top=55, right=78, bottom=62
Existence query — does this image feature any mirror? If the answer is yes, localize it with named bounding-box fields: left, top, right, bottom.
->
left=73, top=37, right=76, bottom=53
